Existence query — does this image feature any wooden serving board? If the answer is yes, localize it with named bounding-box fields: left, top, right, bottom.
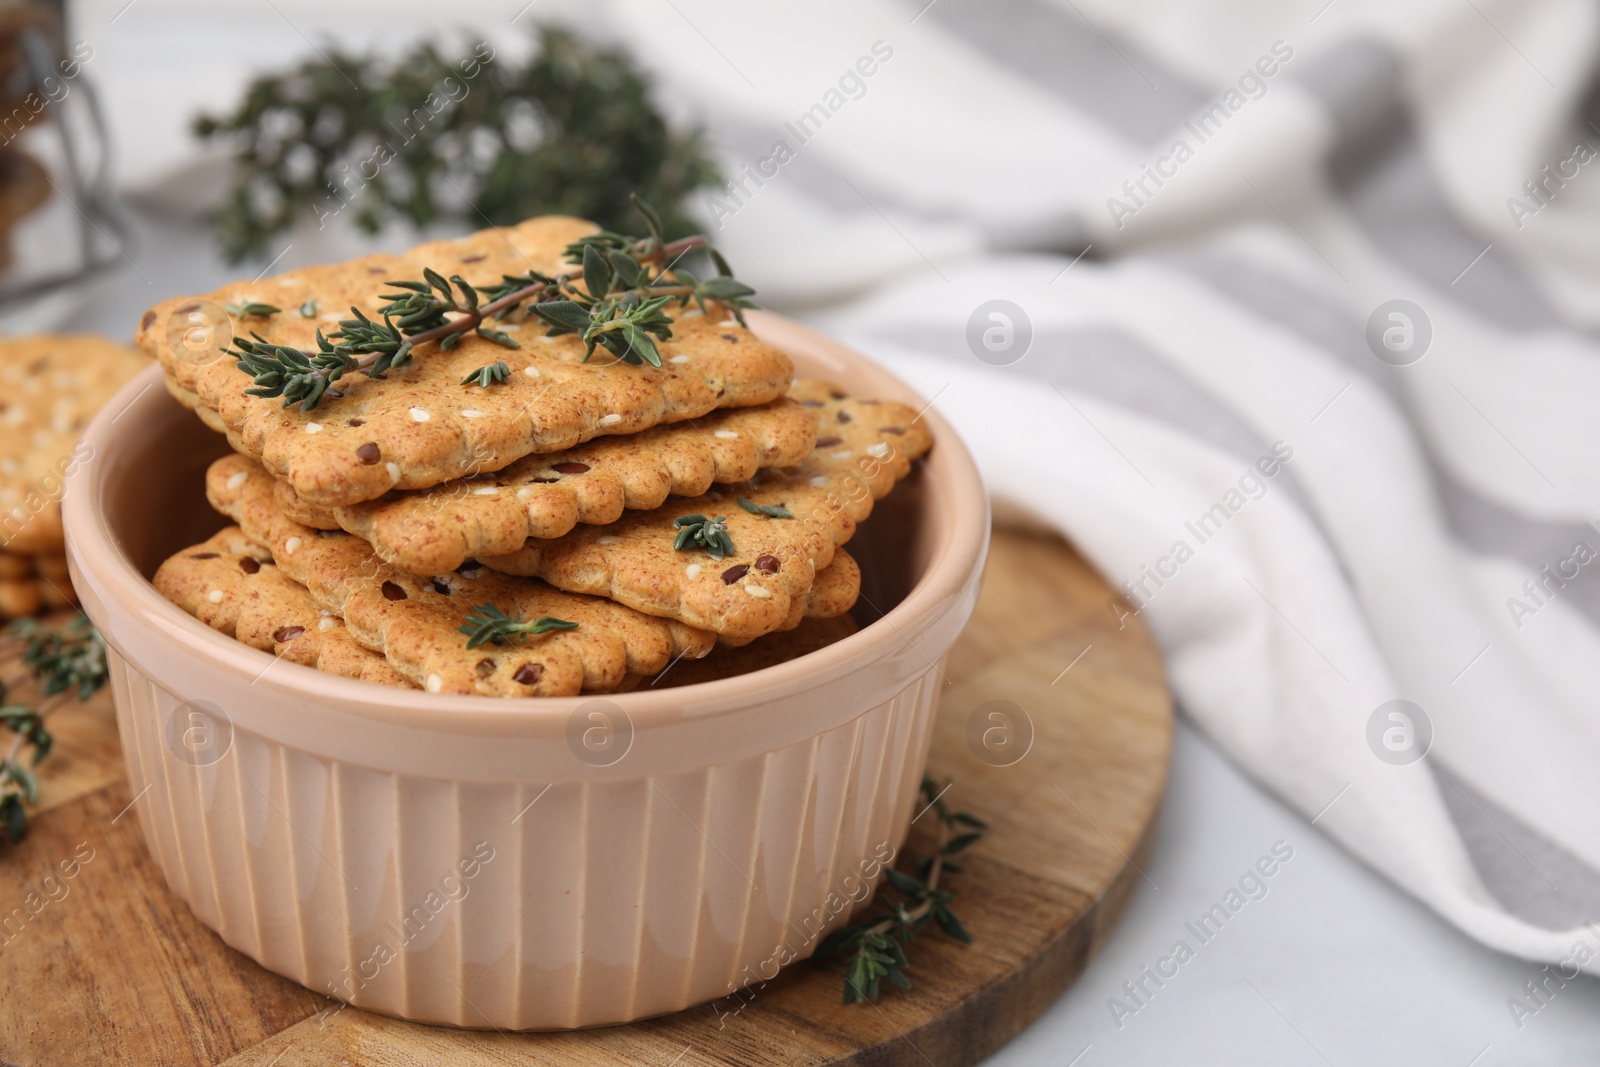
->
left=0, top=527, right=1172, bottom=1067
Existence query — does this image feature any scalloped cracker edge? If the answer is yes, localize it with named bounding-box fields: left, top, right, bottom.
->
left=204, top=453, right=716, bottom=696
left=478, top=382, right=928, bottom=640
left=273, top=396, right=818, bottom=573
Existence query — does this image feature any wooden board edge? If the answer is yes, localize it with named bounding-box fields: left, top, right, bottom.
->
left=834, top=779, right=1166, bottom=1066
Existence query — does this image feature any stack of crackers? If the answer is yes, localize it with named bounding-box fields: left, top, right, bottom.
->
left=0, top=334, right=147, bottom=616
left=143, top=216, right=932, bottom=696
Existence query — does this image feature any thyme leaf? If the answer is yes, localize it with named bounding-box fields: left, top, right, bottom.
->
left=461, top=360, right=511, bottom=388
left=737, top=497, right=792, bottom=519
left=224, top=301, right=279, bottom=319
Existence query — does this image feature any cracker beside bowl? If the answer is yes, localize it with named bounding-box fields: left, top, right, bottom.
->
left=63, top=311, right=988, bottom=1030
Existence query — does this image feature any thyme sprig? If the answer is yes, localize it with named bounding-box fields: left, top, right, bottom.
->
left=232, top=272, right=547, bottom=410
left=16, top=617, right=109, bottom=702
left=820, top=775, right=986, bottom=1004
left=230, top=194, right=756, bottom=411
left=673, top=514, right=734, bottom=560
left=528, top=192, right=755, bottom=366
left=0, top=617, right=108, bottom=845
left=459, top=604, right=578, bottom=649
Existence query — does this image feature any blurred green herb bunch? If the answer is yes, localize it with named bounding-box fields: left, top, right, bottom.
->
left=195, top=26, right=722, bottom=262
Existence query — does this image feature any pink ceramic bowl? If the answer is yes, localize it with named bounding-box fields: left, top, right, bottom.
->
left=62, top=311, right=988, bottom=1030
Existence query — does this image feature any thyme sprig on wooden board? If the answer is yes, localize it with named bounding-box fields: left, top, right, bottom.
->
left=0, top=617, right=108, bottom=845
left=195, top=27, right=723, bottom=263
left=230, top=194, right=756, bottom=411
left=820, top=775, right=986, bottom=1003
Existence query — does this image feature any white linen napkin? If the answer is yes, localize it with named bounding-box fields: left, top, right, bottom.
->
left=596, top=0, right=1600, bottom=967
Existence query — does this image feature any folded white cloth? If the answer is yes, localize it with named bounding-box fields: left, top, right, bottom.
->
left=600, top=0, right=1600, bottom=968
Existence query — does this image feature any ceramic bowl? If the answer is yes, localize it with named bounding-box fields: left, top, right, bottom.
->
left=62, top=311, right=989, bottom=1030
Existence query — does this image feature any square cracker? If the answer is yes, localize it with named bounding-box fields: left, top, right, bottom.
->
left=0, top=334, right=148, bottom=554
left=153, top=526, right=410, bottom=687
left=137, top=215, right=794, bottom=508
left=273, top=396, right=819, bottom=574
left=478, top=383, right=930, bottom=641
left=204, top=453, right=718, bottom=697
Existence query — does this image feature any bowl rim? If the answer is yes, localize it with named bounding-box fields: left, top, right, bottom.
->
left=64, top=311, right=988, bottom=731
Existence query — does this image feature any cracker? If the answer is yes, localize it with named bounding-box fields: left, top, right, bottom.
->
left=137, top=216, right=794, bottom=508
left=694, top=544, right=860, bottom=649
left=205, top=454, right=716, bottom=697
left=652, top=615, right=858, bottom=688
left=0, top=334, right=148, bottom=554
left=153, top=526, right=409, bottom=688
left=796, top=548, right=862, bottom=620
left=0, top=545, right=63, bottom=615
left=275, top=397, right=819, bottom=574
left=478, top=383, right=930, bottom=641
left=273, top=478, right=342, bottom=530
left=38, top=575, right=75, bottom=610
left=0, top=576, right=38, bottom=617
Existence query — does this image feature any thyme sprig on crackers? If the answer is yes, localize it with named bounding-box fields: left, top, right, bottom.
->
left=230, top=194, right=756, bottom=412
left=673, top=514, right=735, bottom=560
left=231, top=270, right=546, bottom=411
left=0, top=617, right=108, bottom=845
left=459, top=603, right=578, bottom=649
left=820, top=775, right=985, bottom=1004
